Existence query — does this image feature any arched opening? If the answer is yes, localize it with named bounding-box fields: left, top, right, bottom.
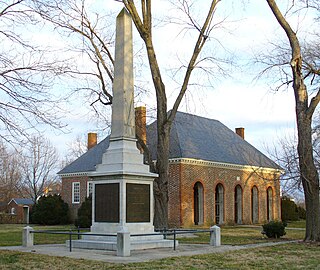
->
left=251, top=186, right=259, bottom=224
left=267, top=187, right=273, bottom=221
left=234, top=185, right=242, bottom=224
left=215, top=184, right=224, bottom=224
left=193, top=182, right=204, bottom=225
left=23, top=206, right=30, bottom=224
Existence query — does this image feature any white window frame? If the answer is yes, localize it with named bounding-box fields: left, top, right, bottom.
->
left=11, top=207, right=16, bottom=215
left=87, top=181, right=93, bottom=197
left=72, top=182, right=80, bottom=204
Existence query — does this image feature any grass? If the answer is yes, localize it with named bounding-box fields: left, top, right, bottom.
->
left=0, top=220, right=306, bottom=247
left=0, top=220, right=316, bottom=269
left=0, top=242, right=319, bottom=269
left=285, top=220, right=306, bottom=228
left=0, top=224, right=82, bottom=246
left=178, top=220, right=306, bottom=245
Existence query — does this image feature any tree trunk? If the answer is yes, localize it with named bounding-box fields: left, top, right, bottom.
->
left=153, top=107, right=171, bottom=229
left=266, top=0, right=320, bottom=242
left=296, top=108, right=320, bottom=241
left=124, top=1, right=220, bottom=229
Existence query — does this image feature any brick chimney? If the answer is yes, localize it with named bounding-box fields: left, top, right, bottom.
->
left=135, top=106, right=147, bottom=153
left=87, top=132, right=97, bottom=150
left=235, top=127, right=245, bottom=139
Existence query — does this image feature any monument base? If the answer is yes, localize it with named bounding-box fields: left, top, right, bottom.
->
left=67, top=233, right=177, bottom=251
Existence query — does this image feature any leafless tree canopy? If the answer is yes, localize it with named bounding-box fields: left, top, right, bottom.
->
left=0, top=1, right=69, bottom=144
left=0, top=141, right=21, bottom=203
left=18, top=136, right=59, bottom=203
left=34, top=0, right=115, bottom=106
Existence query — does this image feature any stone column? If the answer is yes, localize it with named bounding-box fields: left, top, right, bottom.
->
left=110, top=8, right=135, bottom=141
left=117, top=230, right=131, bottom=257
left=22, top=226, right=34, bottom=247
left=210, top=225, right=221, bottom=246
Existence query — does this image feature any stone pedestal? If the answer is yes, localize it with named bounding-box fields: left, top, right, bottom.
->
left=22, top=226, right=34, bottom=247
left=210, top=225, right=221, bottom=246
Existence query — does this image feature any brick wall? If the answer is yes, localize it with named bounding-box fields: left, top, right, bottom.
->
left=168, top=159, right=281, bottom=228
left=61, top=161, right=281, bottom=227
left=168, top=163, right=181, bottom=227
left=61, top=175, right=90, bottom=221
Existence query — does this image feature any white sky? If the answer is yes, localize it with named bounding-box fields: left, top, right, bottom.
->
left=45, top=0, right=312, bottom=158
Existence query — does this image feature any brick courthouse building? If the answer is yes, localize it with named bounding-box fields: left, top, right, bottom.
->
left=59, top=110, right=282, bottom=227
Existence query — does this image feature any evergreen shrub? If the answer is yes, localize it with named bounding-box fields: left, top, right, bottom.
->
left=75, top=195, right=92, bottom=228
left=31, top=194, right=70, bottom=225
left=262, top=220, right=287, bottom=238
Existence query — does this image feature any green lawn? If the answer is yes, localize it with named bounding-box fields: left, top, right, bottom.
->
left=0, top=242, right=319, bottom=270
left=0, top=221, right=306, bottom=247
left=0, top=221, right=316, bottom=270
left=178, top=221, right=306, bottom=245
left=0, top=224, right=83, bottom=246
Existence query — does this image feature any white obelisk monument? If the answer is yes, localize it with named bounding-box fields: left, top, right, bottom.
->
left=90, top=7, right=157, bottom=235
left=72, top=8, right=175, bottom=251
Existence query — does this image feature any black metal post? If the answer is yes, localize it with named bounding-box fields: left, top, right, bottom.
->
left=164, top=227, right=167, bottom=239
left=77, top=226, right=80, bottom=240
left=173, top=229, right=176, bottom=251
left=69, top=230, right=72, bottom=252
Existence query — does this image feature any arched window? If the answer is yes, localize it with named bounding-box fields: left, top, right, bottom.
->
left=251, top=186, right=259, bottom=224
left=193, top=182, right=204, bottom=225
left=215, top=184, right=224, bottom=224
left=234, top=185, right=242, bottom=224
left=267, top=187, right=273, bottom=221
left=10, top=207, right=16, bottom=215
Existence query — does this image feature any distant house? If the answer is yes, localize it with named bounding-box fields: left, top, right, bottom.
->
left=7, top=198, right=34, bottom=224
left=59, top=110, right=283, bottom=227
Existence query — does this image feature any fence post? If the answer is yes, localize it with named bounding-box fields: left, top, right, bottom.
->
left=69, top=229, right=72, bottom=252
left=22, top=226, right=34, bottom=247
left=117, top=230, right=130, bottom=257
left=210, top=225, right=221, bottom=246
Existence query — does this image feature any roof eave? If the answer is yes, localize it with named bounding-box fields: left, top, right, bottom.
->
left=168, top=158, right=285, bottom=174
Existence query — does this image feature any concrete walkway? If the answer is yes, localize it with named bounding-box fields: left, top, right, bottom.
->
left=0, top=241, right=299, bottom=264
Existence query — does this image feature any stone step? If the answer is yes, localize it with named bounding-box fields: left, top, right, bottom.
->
left=67, top=238, right=177, bottom=251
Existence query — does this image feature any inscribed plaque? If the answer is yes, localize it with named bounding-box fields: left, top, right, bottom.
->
left=95, top=183, right=119, bottom=222
left=126, top=183, right=150, bottom=222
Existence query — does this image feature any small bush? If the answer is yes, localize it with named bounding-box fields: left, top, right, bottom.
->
left=262, top=221, right=287, bottom=238
left=31, top=194, right=70, bottom=225
left=75, top=195, right=92, bottom=228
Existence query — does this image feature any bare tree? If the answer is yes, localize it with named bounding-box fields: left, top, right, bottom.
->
left=0, top=141, right=21, bottom=203
left=120, top=0, right=225, bottom=228
left=61, top=133, right=88, bottom=167
left=33, top=0, right=116, bottom=127
left=19, top=136, right=59, bottom=203
left=36, top=0, right=228, bottom=228
left=33, top=0, right=151, bottom=130
left=0, top=0, right=69, bottom=144
left=266, top=0, right=320, bottom=241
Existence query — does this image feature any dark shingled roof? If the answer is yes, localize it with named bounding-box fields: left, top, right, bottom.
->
left=10, top=198, right=34, bottom=205
left=58, top=111, right=280, bottom=175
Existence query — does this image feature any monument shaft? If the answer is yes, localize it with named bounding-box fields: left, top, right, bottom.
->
left=111, top=9, right=135, bottom=140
